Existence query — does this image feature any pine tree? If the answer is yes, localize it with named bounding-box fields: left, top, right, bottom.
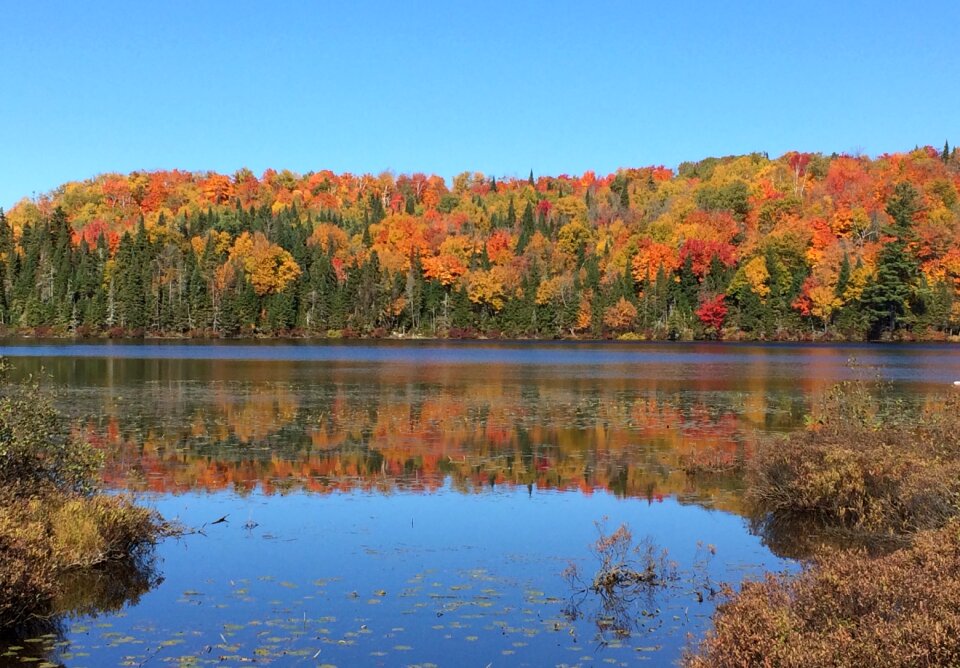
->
left=115, top=233, right=147, bottom=332
left=0, top=210, right=11, bottom=325
left=451, top=286, right=474, bottom=331
left=836, top=252, right=851, bottom=298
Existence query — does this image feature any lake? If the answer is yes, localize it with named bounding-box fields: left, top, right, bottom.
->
left=1, top=341, right=957, bottom=667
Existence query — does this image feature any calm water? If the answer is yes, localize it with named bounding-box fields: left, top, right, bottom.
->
left=1, top=341, right=957, bottom=667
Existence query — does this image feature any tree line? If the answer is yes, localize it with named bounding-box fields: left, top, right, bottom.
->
left=2, top=145, right=958, bottom=340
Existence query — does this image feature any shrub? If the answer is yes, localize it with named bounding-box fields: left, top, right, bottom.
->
left=688, top=379, right=960, bottom=666
left=0, top=370, right=102, bottom=497
left=0, top=489, right=161, bottom=631
left=747, top=380, right=960, bottom=542
left=684, top=521, right=960, bottom=668
left=47, top=494, right=160, bottom=569
left=0, top=497, right=55, bottom=629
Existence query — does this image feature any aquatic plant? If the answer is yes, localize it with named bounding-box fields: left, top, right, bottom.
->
left=563, top=520, right=683, bottom=639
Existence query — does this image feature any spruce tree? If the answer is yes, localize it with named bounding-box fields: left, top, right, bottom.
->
left=861, top=182, right=921, bottom=336
left=516, top=203, right=535, bottom=253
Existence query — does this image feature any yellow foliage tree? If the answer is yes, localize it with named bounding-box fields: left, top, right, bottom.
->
left=742, top=255, right=771, bottom=299
left=467, top=267, right=508, bottom=311
left=229, top=231, right=302, bottom=296
left=557, top=221, right=595, bottom=256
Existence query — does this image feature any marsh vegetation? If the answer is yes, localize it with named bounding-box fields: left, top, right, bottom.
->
left=687, top=377, right=960, bottom=667
left=0, top=367, right=163, bottom=634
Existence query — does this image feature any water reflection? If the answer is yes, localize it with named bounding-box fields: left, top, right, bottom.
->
left=4, top=346, right=952, bottom=517
left=0, top=557, right=161, bottom=668
left=42, top=365, right=805, bottom=515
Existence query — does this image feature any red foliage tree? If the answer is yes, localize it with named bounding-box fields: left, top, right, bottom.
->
left=696, top=295, right=728, bottom=334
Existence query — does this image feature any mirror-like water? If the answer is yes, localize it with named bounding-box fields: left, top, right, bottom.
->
left=1, top=341, right=957, bottom=666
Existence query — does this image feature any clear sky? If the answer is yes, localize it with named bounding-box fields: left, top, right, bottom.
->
left=1, top=0, right=957, bottom=209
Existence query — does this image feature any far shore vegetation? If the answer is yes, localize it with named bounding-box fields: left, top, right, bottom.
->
left=1, top=148, right=959, bottom=343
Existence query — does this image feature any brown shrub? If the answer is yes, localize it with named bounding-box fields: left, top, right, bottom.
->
left=747, top=382, right=960, bottom=541
left=46, top=494, right=161, bottom=569
left=0, top=498, right=56, bottom=629
left=0, top=367, right=164, bottom=632
left=684, top=521, right=960, bottom=668
left=0, top=491, right=161, bottom=630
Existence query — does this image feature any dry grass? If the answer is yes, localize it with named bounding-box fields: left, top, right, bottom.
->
left=0, top=490, right=161, bottom=630
left=46, top=494, right=160, bottom=568
left=0, top=500, right=56, bottom=629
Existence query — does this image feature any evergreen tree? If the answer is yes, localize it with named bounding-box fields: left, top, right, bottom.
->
left=405, top=254, right=425, bottom=332
left=861, top=182, right=921, bottom=336
left=0, top=210, right=11, bottom=325
left=451, top=286, right=474, bottom=331
left=114, top=233, right=147, bottom=331
left=516, top=203, right=536, bottom=253
left=266, top=287, right=297, bottom=332
left=836, top=252, right=851, bottom=298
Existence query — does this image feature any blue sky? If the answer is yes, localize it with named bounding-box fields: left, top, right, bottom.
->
left=1, top=1, right=957, bottom=209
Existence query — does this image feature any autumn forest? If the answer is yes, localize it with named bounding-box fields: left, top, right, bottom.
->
left=2, top=145, right=959, bottom=340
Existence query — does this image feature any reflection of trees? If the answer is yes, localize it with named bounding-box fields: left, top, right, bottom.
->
left=61, top=373, right=791, bottom=516
left=19, top=352, right=938, bottom=516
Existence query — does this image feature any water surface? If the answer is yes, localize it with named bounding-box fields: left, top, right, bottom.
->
left=1, top=341, right=956, bottom=666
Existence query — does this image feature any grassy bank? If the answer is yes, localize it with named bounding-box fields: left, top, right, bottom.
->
left=0, top=368, right=163, bottom=632
left=685, top=379, right=960, bottom=666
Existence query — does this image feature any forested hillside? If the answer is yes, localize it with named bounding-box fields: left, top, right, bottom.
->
left=2, top=145, right=959, bottom=340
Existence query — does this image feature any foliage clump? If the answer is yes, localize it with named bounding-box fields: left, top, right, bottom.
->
left=0, top=374, right=102, bottom=496
left=747, top=379, right=960, bottom=542
left=0, top=366, right=162, bottom=631
left=685, top=521, right=960, bottom=668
